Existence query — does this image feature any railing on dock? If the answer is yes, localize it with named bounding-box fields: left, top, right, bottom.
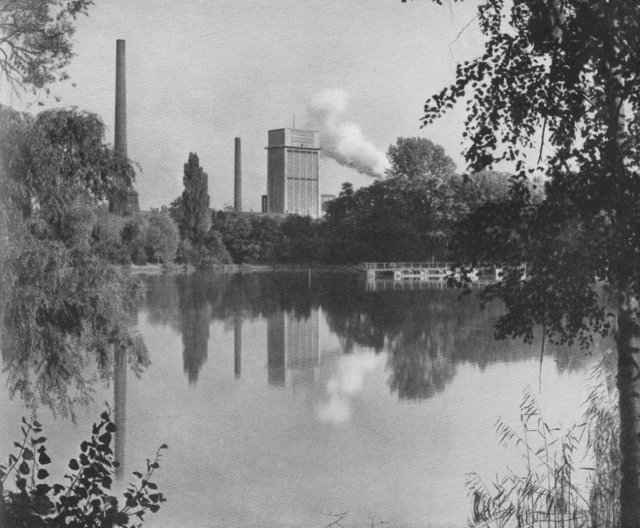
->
left=361, top=261, right=452, bottom=271
left=361, top=261, right=502, bottom=285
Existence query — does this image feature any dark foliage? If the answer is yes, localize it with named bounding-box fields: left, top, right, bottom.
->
left=175, top=153, right=210, bottom=244
left=0, top=412, right=166, bottom=527
left=416, top=0, right=640, bottom=523
left=0, top=0, right=93, bottom=94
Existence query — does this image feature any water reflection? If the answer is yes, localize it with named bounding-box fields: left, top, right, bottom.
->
left=319, top=352, right=385, bottom=424
left=1, top=270, right=604, bottom=528
left=140, top=272, right=592, bottom=401
left=234, top=315, right=242, bottom=378
left=2, top=271, right=594, bottom=421
left=267, top=312, right=286, bottom=386
left=177, top=275, right=211, bottom=383
left=114, top=346, right=127, bottom=478
left=266, top=309, right=321, bottom=387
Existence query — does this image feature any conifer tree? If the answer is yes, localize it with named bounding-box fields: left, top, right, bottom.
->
left=179, top=152, right=210, bottom=244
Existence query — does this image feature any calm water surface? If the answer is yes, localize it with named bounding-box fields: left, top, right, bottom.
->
left=0, top=271, right=605, bottom=528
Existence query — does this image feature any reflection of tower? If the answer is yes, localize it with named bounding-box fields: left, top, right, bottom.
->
left=114, top=346, right=127, bottom=478
left=266, top=310, right=320, bottom=386
left=234, top=315, right=242, bottom=378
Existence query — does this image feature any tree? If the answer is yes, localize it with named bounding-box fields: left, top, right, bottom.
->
left=281, top=215, right=322, bottom=263
left=0, top=0, right=93, bottom=95
left=321, top=138, right=491, bottom=262
left=417, top=0, right=640, bottom=524
left=177, top=153, right=210, bottom=244
left=0, top=105, right=147, bottom=418
left=386, top=136, right=457, bottom=184
left=144, top=210, right=179, bottom=265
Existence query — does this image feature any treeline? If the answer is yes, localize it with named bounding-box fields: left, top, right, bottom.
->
left=33, top=132, right=517, bottom=270
left=105, top=137, right=514, bottom=268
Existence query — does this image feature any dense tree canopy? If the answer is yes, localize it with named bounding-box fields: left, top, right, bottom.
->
left=386, top=136, right=456, bottom=183
left=0, top=0, right=93, bottom=94
left=322, top=138, right=510, bottom=262
left=417, top=0, right=640, bottom=524
left=0, top=104, right=146, bottom=417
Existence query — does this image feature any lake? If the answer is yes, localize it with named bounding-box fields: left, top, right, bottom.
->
left=0, top=271, right=607, bottom=528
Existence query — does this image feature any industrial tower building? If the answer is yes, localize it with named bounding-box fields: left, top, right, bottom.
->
left=266, top=128, right=320, bottom=218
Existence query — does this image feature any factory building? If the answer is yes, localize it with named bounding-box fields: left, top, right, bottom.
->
left=266, top=128, right=320, bottom=218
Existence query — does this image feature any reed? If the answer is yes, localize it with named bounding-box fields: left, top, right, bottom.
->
left=466, top=354, right=619, bottom=528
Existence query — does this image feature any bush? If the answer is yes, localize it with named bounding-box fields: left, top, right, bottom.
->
left=174, top=230, right=231, bottom=269
left=91, top=212, right=128, bottom=264
left=175, top=239, right=193, bottom=265
left=0, top=412, right=166, bottom=527
left=144, top=211, right=179, bottom=265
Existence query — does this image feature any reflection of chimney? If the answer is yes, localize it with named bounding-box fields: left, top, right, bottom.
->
left=267, top=312, right=285, bottom=386
left=114, top=346, right=127, bottom=478
left=234, top=315, right=242, bottom=378
left=234, top=137, right=242, bottom=212
left=115, top=40, right=127, bottom=157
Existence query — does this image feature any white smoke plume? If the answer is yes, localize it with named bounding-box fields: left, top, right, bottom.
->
left=307, top=88, right=389, bottom=178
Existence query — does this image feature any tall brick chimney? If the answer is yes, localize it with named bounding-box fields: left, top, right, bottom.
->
left=110, top=39, right=139, bottom=215
left=234, top=137, right=242, bottom=212
left=115, top=39, right=127, bottom=157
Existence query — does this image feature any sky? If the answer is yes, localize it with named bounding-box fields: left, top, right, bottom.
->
left=4, top=0, right=484, bottom=211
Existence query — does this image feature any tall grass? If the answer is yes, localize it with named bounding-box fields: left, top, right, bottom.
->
left=466, top=353, right=619, bottom=528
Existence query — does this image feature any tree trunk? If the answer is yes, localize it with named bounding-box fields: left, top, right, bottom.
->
left=616, top=293, right=640, bottom=527
left=0, top=481, right=6, bottom=527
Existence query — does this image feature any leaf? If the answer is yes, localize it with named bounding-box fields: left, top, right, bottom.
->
left=68, top=458, right=79, bottom=471
left=98, top=431, right=112, bottom=446
left=37, top=468, right=49, bottom=480
left=18, top=460, right=30, bottom=475
left=35, top=483, right=51, bottom=495
left=39, top=452, right=51, bottom=465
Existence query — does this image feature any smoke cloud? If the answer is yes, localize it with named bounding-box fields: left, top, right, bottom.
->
left=307, top=88, right=389, bottom=178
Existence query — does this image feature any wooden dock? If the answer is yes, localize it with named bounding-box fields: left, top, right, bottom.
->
left=363, top=278, right=494, bottom=292
left=360, top=261, right=500, bottom=284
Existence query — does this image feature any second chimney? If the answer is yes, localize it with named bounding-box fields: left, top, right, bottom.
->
left=115, top=39, right=127, bottom=157
left=234, top=137, right=242, bottom=212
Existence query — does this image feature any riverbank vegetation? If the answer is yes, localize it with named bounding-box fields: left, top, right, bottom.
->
left=0, top=412, right=166, bottom=527
left=467, top=360, right=620, bottom=528
left=156, top=137, right=514, bottom=268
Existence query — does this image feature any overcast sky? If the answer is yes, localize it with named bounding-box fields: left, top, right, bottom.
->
left=6, top=0, right=483, bottom=211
